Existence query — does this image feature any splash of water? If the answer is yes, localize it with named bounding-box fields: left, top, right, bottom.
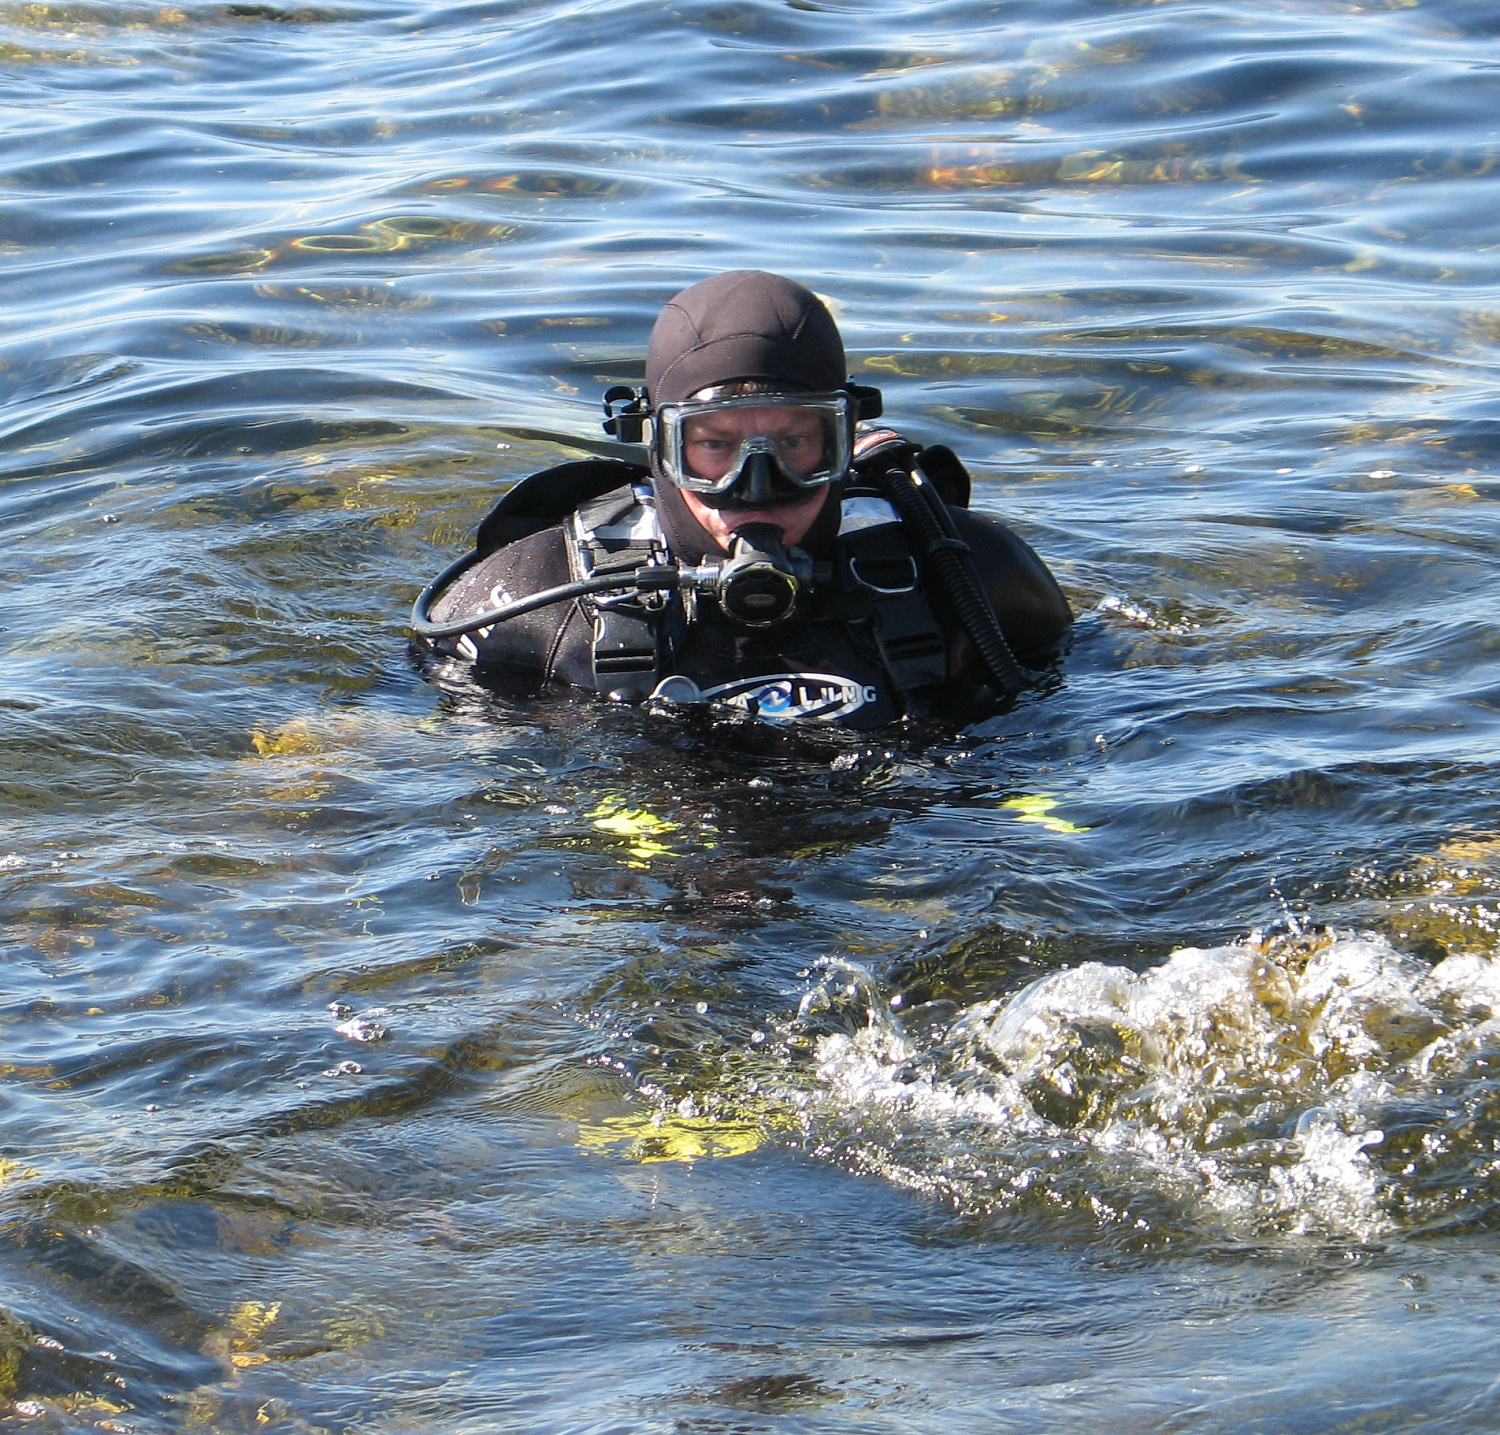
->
left=729, top=932, right=1500, bottom=1246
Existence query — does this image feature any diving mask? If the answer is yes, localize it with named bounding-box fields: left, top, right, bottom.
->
left=656, top=390, right=853, bottom=508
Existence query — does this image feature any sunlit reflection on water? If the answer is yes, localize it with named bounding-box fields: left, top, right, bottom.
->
left=6, top=0, right=1500, bottom=1428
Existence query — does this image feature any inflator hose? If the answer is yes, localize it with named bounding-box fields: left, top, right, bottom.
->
left=862, top=448, right=1031, bottom=702
left=410, top=557, right=679, bottom=641
left=411, top=529, right=809, bottom=641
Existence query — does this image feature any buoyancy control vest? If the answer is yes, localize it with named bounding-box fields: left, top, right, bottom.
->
left=412, top=440, right=1032, bottom=715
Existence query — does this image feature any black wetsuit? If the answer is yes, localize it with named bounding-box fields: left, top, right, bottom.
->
left=420, top=450, right=1070, bottom=730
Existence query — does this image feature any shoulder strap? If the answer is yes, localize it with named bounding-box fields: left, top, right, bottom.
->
left=837, top=489, right=950, bottom=694
left=566, top=488, right=675, bottom=701
left=474, top=458, right=651, bottom=557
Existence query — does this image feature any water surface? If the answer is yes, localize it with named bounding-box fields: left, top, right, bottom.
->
left=6, top=0, right=1500, bottom=1429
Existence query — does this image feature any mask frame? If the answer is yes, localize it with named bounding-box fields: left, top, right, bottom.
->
left=654, top=391, right=852, bottom=499
left=602, top=382, right=883, bottom=450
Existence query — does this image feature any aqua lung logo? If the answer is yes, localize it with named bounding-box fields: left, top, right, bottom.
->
left=652, top=672, right=878, bottom=722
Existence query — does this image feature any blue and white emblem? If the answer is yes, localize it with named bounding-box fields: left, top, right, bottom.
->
left=651, top=672, right=879, bottom=723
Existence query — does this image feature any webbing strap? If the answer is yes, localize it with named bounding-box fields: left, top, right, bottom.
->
left=839, top=491, right=949, bottom=694
left=569, top=488, right=671, bottom=700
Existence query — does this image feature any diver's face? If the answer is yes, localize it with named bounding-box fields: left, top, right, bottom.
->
left=681, top=405, right=826, bottom=483
left=679, top=484, right=830, bottom=550
left=676, top=404, right=831, bottom=549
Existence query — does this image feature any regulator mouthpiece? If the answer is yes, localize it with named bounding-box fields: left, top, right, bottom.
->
left=716, top=523, right=803, bottom=626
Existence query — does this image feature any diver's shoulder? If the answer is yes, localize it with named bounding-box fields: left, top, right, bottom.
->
left=949, top=506, right=1073, bottom=652
left=474, top=458, right=649, bottom=554
left=428, top=523, right=571, bottom=625
left=430, top=454, right=649, bottom=625
left=950, top=505, right=1052, bottom=569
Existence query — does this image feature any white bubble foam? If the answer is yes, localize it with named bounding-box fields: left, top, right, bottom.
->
left=795, top=933, right=1500, bottom=1241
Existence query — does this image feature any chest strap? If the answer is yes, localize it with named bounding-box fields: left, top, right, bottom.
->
left=568, top=487, right=675, bottom=701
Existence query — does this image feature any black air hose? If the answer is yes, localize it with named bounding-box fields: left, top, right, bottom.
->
left=411, top=563, right=679, bottom=641
left=409, top=526, right=810, bottom=642
left=864, top=446, right=1030, bottom=701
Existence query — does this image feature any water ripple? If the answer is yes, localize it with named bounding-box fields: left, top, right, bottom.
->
left=8, top=0, right=1500, bottom=1426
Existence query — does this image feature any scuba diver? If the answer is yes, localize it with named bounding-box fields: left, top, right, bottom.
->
left=412, top=270, right=1071, bottom=729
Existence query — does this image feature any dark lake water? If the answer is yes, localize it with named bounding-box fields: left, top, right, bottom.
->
left=8, top=0, right=1500, bottom=1429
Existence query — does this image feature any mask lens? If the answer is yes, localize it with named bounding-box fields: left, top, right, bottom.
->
left=658, top=395, right=850, bottom=496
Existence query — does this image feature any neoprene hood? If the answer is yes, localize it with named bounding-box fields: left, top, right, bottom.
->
left=645, top=270, right=846, bottom=403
